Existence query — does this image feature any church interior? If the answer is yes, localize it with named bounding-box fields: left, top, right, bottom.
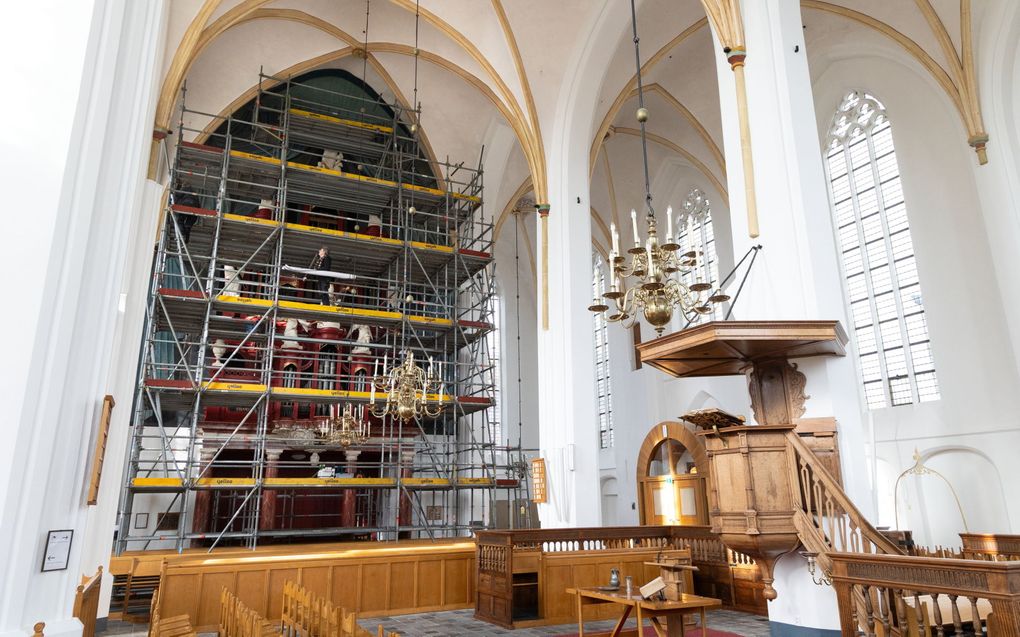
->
left=3, top=0, right=1020, bottom=636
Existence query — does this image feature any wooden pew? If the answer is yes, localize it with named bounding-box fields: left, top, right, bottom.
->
left=281, top=580, right=400, bottom=637
left=73, top=567, right=103, bottom=637
left=148, top=582, right=195, bottom=637
left=219, top=588, right=276, bottom=637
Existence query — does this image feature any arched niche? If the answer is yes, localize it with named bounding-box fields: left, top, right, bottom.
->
left=635, top=421, right=710, bottom=526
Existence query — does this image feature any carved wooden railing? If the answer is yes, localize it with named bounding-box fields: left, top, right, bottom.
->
left=961, top=534, right=1020, bottom=562
left=830, top=552, right=1020, bottom=636
left=786, top=432, right=903, bottom=570
left=73, top=567, right=103, bottom=637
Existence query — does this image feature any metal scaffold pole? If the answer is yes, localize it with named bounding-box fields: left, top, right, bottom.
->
left=114, top=68, right=524, bottom=561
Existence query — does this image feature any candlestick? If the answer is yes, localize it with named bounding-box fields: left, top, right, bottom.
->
left=630, top=209, right=640, bottom=245
left=666, top=206, right=673, bottom=242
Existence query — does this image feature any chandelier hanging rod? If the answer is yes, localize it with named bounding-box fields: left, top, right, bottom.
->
left=630, top=0, right=654, bottom=219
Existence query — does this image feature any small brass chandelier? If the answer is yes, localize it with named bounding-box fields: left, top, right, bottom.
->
left=589, top=0, right=727, bottom=335
left=369, top=351, right=444, bottom=422
left=319, top=403, right=368, bottom=448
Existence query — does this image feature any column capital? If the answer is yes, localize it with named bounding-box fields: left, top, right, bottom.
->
left=344, top=449, right=362, bottom=462
left=536, top=203, right=551, bottom=217
left=725, top=47, right=747, bottom=69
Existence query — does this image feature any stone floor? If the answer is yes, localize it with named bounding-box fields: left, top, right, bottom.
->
left=101, top=608, right=771, bottom=637
left=358, top=608, right=771, bottom=637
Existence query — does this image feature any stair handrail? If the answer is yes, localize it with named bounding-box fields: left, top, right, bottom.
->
left=785, top=431, right=903, bottom=564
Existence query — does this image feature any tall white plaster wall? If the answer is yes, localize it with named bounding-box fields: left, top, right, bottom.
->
left=811, top=40, right=1020, bottom=548
left=0, top=1, right=168, bottom=635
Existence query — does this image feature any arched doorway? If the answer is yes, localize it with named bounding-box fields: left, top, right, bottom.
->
left=636, top=422, right=710, bottom=526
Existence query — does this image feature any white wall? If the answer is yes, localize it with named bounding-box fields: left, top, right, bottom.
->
left=811, top=49, right=1020, bottom=547
left=0, top=2, right=168, bottom=635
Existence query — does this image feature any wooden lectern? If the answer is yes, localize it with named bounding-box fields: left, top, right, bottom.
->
left=637, top=320, right=848, bottom=600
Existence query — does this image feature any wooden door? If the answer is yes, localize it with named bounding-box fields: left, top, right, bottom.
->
left=640, top=476, right=708, bottom=526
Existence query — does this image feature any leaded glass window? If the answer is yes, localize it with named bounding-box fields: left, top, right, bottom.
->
left=593, top=254, right=614, bottom=448
left=824, top=91, right=939, bottom=409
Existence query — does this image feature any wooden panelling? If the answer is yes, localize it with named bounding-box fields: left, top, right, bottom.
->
left=156, top=540, right=475, bottom=631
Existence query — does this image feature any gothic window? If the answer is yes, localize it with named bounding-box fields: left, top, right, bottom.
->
left=824, top=91, right=939, bottom=409
left=593, top=253, right=615, bottom=448
left=678, top=188, right=720, bottom=321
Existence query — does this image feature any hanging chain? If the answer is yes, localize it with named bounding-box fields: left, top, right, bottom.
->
left=629, top=0, right=654, bottom=218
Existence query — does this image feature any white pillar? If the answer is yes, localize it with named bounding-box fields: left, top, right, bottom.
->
left=531, top=1, right=635, bottom=528
left=711, top=1, right=869, bottom=632
left=0, top=2, right=168, bottom=636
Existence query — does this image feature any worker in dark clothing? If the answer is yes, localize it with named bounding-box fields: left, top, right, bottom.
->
left=306, top=246, right=332, bottom=304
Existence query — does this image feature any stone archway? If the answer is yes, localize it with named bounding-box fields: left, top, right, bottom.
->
left=635, top=421, right=710, bottom=526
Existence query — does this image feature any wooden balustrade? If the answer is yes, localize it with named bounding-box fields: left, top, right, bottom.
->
left=829, top=552, right=1020, bottom=636
left=961, top=534, right=1020, bottom=562
left=787, top=432, right=902, bottom=567
left=475, top=525, right=766, bottom=627
left=73, top=567, right=103, bottom=637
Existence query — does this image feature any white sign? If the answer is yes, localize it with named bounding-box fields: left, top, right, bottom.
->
left=41, top=530, right=73, bottom=572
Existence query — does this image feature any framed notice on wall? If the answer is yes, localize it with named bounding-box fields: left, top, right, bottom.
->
left=530, top=458, right=547, bottom=504
left=41, top=529, right=73, bottom=572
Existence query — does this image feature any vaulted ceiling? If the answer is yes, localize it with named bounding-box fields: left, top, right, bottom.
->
left=158, top=0, right=992, bottom=270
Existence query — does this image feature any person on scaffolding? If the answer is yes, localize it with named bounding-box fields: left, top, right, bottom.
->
left=305, top=246, right=332, bottom=304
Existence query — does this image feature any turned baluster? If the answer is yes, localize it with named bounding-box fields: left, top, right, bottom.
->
left=931, top=593, right=945, bottom=637
left=877, top=587, right=892, bottom=635
left=967, top=597, right=981, bottom=636
left=863, top=585, right=878, bottom=637
left=911, top=591, right=928, bottom=636
left=948, top=594, right=963, bottom=635
left=894, top=589, right=908, bottom=632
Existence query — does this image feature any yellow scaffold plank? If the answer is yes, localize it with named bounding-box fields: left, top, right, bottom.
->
left=403, top=478, right=451, bottom=487
left=277, top=299, right=402, bottom=320
left=230, top=150, right=282, bottom=165
left=132, top=478, right=183, bottom=488
left=203, top=381, right=268, bottom=393
left=223, top=212, right=279, bottom=227
left=195, top=477, right=256, bottom=487
left=407, top=315, right=453, bottom=326
left=284, top=221, right=403, bottom=247
left=289, top=108, right=394, bottom=134
left=263, top=477, right=396, bottom=487
left=271, top=388, right=373, bottom=399
left=407, top=240, right=454, bottom=253
left=216, top=294, right=273, bottom=308
left=457, top=477, right=494, bottom=486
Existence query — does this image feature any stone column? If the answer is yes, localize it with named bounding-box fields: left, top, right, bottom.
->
left=342, top=449, right=361, bottom=528
left=709, top=2, right=865, bottom=633
left=259, top=450, right=281, bottom=530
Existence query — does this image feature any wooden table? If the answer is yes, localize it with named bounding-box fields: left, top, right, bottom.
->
left=567, top=587, right=722, bottom=637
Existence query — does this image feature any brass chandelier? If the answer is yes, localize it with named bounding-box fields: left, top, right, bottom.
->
left=369, top=351, right=444, bottom=422
left=588, top=0, right=727, bottom=335
left=319, top=402, right=368, bottom=448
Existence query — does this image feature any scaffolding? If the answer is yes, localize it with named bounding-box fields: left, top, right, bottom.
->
left=115, top=71, right=529, bottom=553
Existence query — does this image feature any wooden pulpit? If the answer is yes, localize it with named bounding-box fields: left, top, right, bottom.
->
left=637, top=320, right=848, bottom=600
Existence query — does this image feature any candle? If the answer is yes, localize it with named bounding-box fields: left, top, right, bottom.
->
left=373, top=355, right=378, bottom=378
left=611, top=221, right=620, bottom=254
left=686, top=217, right=695, bottom=255
left=370, top=380, right=376, bottom=403
left=630, top=209, right=640, bottom=245
left=382, top=352, right=388, bottom=374
left=666, top=206, right=673, bottom=242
